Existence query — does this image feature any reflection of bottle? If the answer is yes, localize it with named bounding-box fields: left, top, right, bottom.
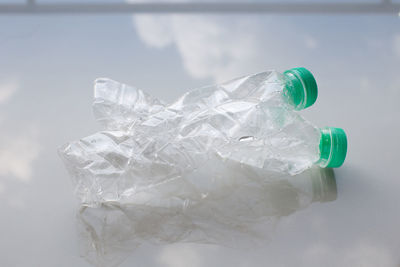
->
left=281, top=166, right=337, bottom=216
left=77, top=164, right=337, bottom=267
left=311, top=167, right=337, bottom=202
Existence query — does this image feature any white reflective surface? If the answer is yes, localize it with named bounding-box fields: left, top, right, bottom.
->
left=1, top=9, right=400, bottom=267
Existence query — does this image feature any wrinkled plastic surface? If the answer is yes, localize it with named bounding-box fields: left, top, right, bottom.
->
left=60, top=71, right=321, bottom=205
left=59, top=71, right=325, bottom=266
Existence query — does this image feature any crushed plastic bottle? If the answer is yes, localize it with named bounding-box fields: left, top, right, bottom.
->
left=59, top=67, right=347, bottom=266
left=59, top=67, right=347, bottom=205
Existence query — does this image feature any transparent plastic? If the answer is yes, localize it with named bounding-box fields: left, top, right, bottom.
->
left=58, top=70, right=336, bottom=266
left=59, top=71, right=323, bottom=205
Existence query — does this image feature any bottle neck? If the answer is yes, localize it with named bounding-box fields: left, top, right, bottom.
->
left=282, top=74, right=306, bottom=110
left=318, top=127, right=333, bottom=168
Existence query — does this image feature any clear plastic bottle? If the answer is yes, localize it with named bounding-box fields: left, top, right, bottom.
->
left=59, top=67, right=347, bottom=205
left=60, top=68, right=347, bottom=266
left=93, top=67, right=318, bottom=131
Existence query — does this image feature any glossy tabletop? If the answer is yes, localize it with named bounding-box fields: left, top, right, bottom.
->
left=1, top=2, right=400, bottom=266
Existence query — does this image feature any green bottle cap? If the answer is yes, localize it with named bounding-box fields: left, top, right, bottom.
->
left=283, top=67, right=318, bottom=110
left=318, top=127, right=347, bottom=168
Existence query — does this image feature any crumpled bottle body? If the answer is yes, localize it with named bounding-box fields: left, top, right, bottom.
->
left=59, top=70, right=320, bottom=206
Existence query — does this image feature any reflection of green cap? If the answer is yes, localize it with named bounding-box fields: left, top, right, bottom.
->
left=318, top=127, right=348, bottom=168
left=311, top=167, right=337, bottom=202
left=283, top=67, right=318, bottom=110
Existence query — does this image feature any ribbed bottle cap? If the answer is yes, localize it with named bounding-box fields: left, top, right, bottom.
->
left=283, top=67, right=318, bottom=110
left=318, top=127, right=348, bottom=168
